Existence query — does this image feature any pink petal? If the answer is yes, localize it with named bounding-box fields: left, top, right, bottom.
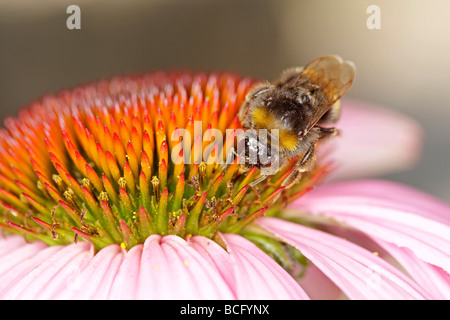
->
left=299, top=179, right=450, bottom=224
left=0, top=233, right=305, bottom=299
left=0, top=236, right=57, bottom=295
left=297, top=264, right=345, bottom=300
left=311, top=222, right=450, bottom=299
left=324, top=100, right=423, bottom=180
left=287, top=180, right=450, bottom=272
left=257, top=217, right=429, bottom=299
left=0, top=234, right=40, bottom=256
left=58, top=235, right=236, bottom=299
left=0, top=240, right=92, bottom=299
left=34, top=245, right=93, bottom=300
left=109, top=244, right=143, bottom=300
left=190, top=235, right=236, bottom=290
left=379, top=241, right=450, bottom=299
left=135, top=235, right=235, bottom=299
left=56, top=245, right=124, bottom=299
left=192, top=234, right=309, bottom=300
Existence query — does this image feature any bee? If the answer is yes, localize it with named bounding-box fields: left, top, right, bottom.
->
left=236, top=55, right=355, bottom=187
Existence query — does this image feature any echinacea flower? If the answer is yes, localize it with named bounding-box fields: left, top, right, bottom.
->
left=0, top=72, right=448, bottom=300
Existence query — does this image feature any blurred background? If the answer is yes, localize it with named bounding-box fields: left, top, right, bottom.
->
left=0, top=0, right=449, bottom=201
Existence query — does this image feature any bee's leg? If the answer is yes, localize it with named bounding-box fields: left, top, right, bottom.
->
left=228, top=146, right=240, bottom=162
left=317, top=100, right=341, bottom=125
left=221, top=146, right=240, bottom=171
left=298, top=144, right=316, bottom=171
left=280, top=169, right=302, bottom=189
left=316, top=126, right=339, bottom=141
left=281, top=145, right=316, bottom=188
left=249, top=168, right=269, bottom=187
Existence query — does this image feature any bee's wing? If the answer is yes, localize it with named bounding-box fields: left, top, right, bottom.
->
left=303, top=55, right=355, bottom=101
left=301, top=55, right=355, bottom=127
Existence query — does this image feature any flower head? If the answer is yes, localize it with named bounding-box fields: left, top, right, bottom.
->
left=0, top=72, right=323, bottom=250
left=0, top=71, right=448, bottom=300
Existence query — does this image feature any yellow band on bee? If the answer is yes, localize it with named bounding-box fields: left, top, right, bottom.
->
left=251, top=107, right=298, bottom=151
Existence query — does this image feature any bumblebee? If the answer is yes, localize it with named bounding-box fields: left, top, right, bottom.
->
left=237, top=55, right=355, bottom=187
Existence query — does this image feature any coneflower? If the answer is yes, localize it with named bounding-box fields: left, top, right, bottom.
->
left=0, top=72, right=319, bottom=250
left=0, top=72, right=448, bottom=299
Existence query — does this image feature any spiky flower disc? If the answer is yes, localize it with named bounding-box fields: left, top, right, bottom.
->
left=0, top=72, right=327, bottom=250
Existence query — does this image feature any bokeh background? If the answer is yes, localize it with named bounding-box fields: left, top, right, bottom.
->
left=0, top=0, right=449, bottom=201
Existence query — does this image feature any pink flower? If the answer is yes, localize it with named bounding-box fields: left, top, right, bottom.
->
left=0, top=72, right=448, bottom=300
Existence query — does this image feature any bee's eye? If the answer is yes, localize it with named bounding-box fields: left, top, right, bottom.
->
left=298, top=130, right=304, bottom=137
